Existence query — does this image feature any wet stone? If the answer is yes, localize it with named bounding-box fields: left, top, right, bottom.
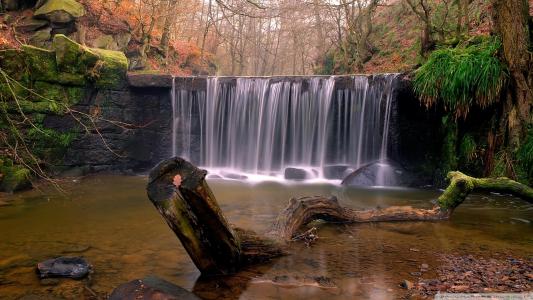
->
left=36, top=256, right=91, bottom=279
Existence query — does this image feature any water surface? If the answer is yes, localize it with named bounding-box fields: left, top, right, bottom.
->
left=0, top=175, right=531, bottom=299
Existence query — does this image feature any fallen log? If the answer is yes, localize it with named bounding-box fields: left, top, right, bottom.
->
left=146, top=157, right=533, bottom=276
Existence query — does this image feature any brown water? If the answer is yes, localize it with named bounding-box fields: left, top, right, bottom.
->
left=0, top=175, right=532, bottom=299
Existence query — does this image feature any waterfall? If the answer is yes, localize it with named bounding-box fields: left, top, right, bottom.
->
left=171, top=74, right=399, bottom=183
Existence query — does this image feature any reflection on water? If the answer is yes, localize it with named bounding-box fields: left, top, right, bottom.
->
left=0, top=176, right=531, bottom=299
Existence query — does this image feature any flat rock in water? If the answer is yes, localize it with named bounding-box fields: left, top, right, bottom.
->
left=36, top=256, right=90, bottom=279
left=109, top=276, right=202, bottom=300
left=284, top=167, right=310, bottom=181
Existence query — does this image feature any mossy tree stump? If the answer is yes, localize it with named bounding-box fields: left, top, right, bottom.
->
left=147, top=158, right=533, bottom=276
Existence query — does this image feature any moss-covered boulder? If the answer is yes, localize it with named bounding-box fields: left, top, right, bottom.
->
left=53, top=34, right=99, bottom=74
left=52, top=35, right=128, bottom=89
left=0, top=160, right=32, bottom=193
left=90, top=48, right=128, bottom=89
left=34, top=0, right=85, bottom=24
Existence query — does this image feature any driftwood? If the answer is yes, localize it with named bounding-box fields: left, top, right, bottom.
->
left=146, top=157, right=533, bottom=276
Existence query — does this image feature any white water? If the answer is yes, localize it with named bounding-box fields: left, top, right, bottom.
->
left=172, top=75, right=399, bottom=184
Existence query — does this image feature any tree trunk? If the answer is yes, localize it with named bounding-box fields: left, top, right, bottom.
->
left=147, top=158, right=533, bottom=275
left=146, top=158, right=284, bottom=276
left=491, top=0, right=532, bottom=150
left=161, top=0, right=179, bottom=58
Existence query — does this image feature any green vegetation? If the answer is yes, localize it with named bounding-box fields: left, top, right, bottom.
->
left=413, top=37, right=507, bottom=118
left=0, top=36, right=129, bottom=192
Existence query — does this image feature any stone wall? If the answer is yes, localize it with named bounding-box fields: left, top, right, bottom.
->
left=32, top=73, right=440, bottom=178
left=44, top=83, right=173, bottom=174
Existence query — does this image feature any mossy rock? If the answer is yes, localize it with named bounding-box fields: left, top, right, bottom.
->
left=33, top=81, right=85, bottom=107
left=21, top=45, right=59, bottom=81
left=0, top=162, right=32, bottom=193
left=21, top=40, right=87, bottom=85
left=0, top=49, right=29, bottom=81
left=34, top=0, right=85, bottom=23
left=53, top=34, right=99, bottom=74
left=90, top=48, right=128, bottom=89
left=52, top=34, right=127, bottom=89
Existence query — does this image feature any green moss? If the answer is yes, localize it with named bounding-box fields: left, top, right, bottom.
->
left=33, top=81, right=85, bottom=107
left=0, top=161, right=31, bottom=193
left=0, top=50, right=29, bottom=82
left=53, top=34, right=99, bottom=74
left=437, top=171, right=475, bottom=210
left=21, top=45, right=60, bottom=82
left=34, top=0, right=85, bottom=18
left=27, top=126, right=77, bottom=164
left=89, top=48, right=128, bottom=89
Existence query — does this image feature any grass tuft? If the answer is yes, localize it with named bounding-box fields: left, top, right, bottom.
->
left=413, top=37, right=507, bottom=118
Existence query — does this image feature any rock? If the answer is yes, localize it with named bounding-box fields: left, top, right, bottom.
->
left=341, top=160, right=400, bottom=187
left=53, top=34, right=99, bottom=74
left=34, top=0, right=85, bottom=24
left=322, top=165, right=349, bottom=179
left=90, top=48, right=128, bottom=89
left=19, top=44, right=88, bottom=86
left=284, top=167, right=310, bottom=181
left=91, top=34, right=117, bottom=50
left=400, top=280, right=413, bottom=289
left=15, top=18, right=49, bottom=33
left=0, top=161, right=32, bottom=193
left=109, top=276, right=202, bottom=300
left=36, top=256, right=91, bottom=279
left=28, top=28, right=52, bottom=48
left=52, top=34, right=128, bottom=89
left=114, top=32, right=132, bottom=51
left=127, top=72, right=173, bottom=88
left=91, top=34, right=131, bottom=51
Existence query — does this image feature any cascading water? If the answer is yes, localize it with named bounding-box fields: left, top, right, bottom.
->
left=171, top=74, right=399, bottom=184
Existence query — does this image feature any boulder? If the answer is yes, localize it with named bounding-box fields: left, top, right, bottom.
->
left=340, top=160, right=420, bottom=187
left=284, top=167, right=310, bottom=181
left=53, top=34, right=98, bottom=74
left=109, top=276, right=202, bottom=300
left=0, top=162, right=31, bottom=193
left=91, top=34, right=117, bottom=50
left=28, top=28, right=52, bottom=48
left=36, top=256, right=90, bottom=279
left=34, top=0, right=85, bottom=24
left=52, top=34, right=128, bottom=89
left=15, top=18, right=49, bottom=33
left=90, top=48, right=128, bottom=89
